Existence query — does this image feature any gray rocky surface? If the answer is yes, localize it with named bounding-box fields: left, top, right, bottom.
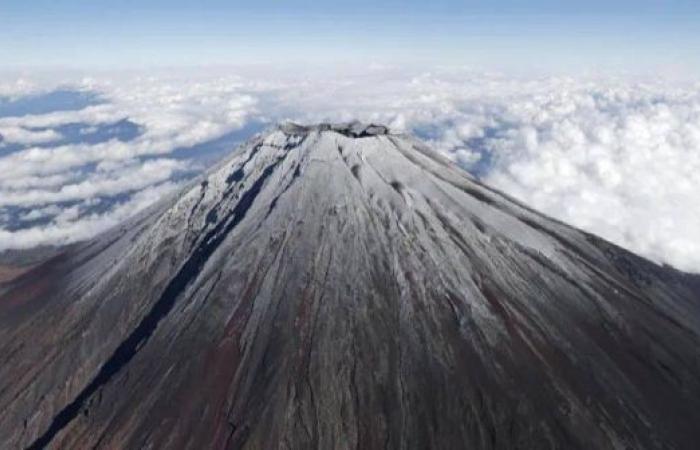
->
left=1, top=122, right=699, bottom=449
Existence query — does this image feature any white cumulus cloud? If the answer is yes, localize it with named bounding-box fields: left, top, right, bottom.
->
left=0, top=67, right=699, bottom=273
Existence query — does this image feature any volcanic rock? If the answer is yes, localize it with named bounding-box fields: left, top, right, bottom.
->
left=1, top=122, right=699, bottom=449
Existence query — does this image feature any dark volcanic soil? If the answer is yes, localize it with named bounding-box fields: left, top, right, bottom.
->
left=1, top=123, right=699, bottom=450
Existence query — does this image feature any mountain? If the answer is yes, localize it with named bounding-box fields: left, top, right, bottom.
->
left=1, top=122, right=699, bottom=450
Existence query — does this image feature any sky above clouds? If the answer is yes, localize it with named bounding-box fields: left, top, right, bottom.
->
left=2, top=0, right=700, bottom=73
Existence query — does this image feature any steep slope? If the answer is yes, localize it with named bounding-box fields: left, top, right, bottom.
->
left=1, top=122, right=699, bottom=450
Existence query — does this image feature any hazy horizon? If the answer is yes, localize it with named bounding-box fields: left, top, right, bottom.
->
left=3, top=0, right=700, bottom=74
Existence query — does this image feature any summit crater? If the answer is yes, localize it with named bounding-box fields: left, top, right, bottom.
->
left=278, top=121, right=390, bottom=138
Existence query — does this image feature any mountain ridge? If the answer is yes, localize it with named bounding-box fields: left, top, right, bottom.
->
left=1, top=122, right=699, bottom=449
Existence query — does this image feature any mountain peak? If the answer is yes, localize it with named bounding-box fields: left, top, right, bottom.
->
left=2, top=124, right=700, bottom=450
left=278, top=121, right=390, bottom=138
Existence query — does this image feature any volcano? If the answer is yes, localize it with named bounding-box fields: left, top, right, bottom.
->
left=1, top=123, right=699, bottom=449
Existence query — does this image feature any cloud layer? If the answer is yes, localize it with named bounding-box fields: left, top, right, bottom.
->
left=1, top=69, right=699, bottom=272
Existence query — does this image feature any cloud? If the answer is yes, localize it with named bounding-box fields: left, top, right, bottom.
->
left=0, top=68, right=699, bottom=274
left=0, top=125, right=61, bottom=145
left=264, top=70, right=700, bottom=272
left=0, top=78, right=41, bottom=99
left=0, top=158, right=186, bottom=207
left=0, top=83, right=256, bottom=177
left=0, top=182, right=181, bottom=250
left=18, top=205, right=62, bottom=222
left=474, top=83, right=700, bottom=272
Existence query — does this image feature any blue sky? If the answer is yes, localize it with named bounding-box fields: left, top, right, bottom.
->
left=2, top=0, right=700, bottom=72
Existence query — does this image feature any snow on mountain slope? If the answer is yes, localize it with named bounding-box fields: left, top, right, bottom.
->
left=1, top=122, right=699, bottom=450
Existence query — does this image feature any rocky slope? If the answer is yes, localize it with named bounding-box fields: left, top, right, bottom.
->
left=1, top=122, right=699, bottom=449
